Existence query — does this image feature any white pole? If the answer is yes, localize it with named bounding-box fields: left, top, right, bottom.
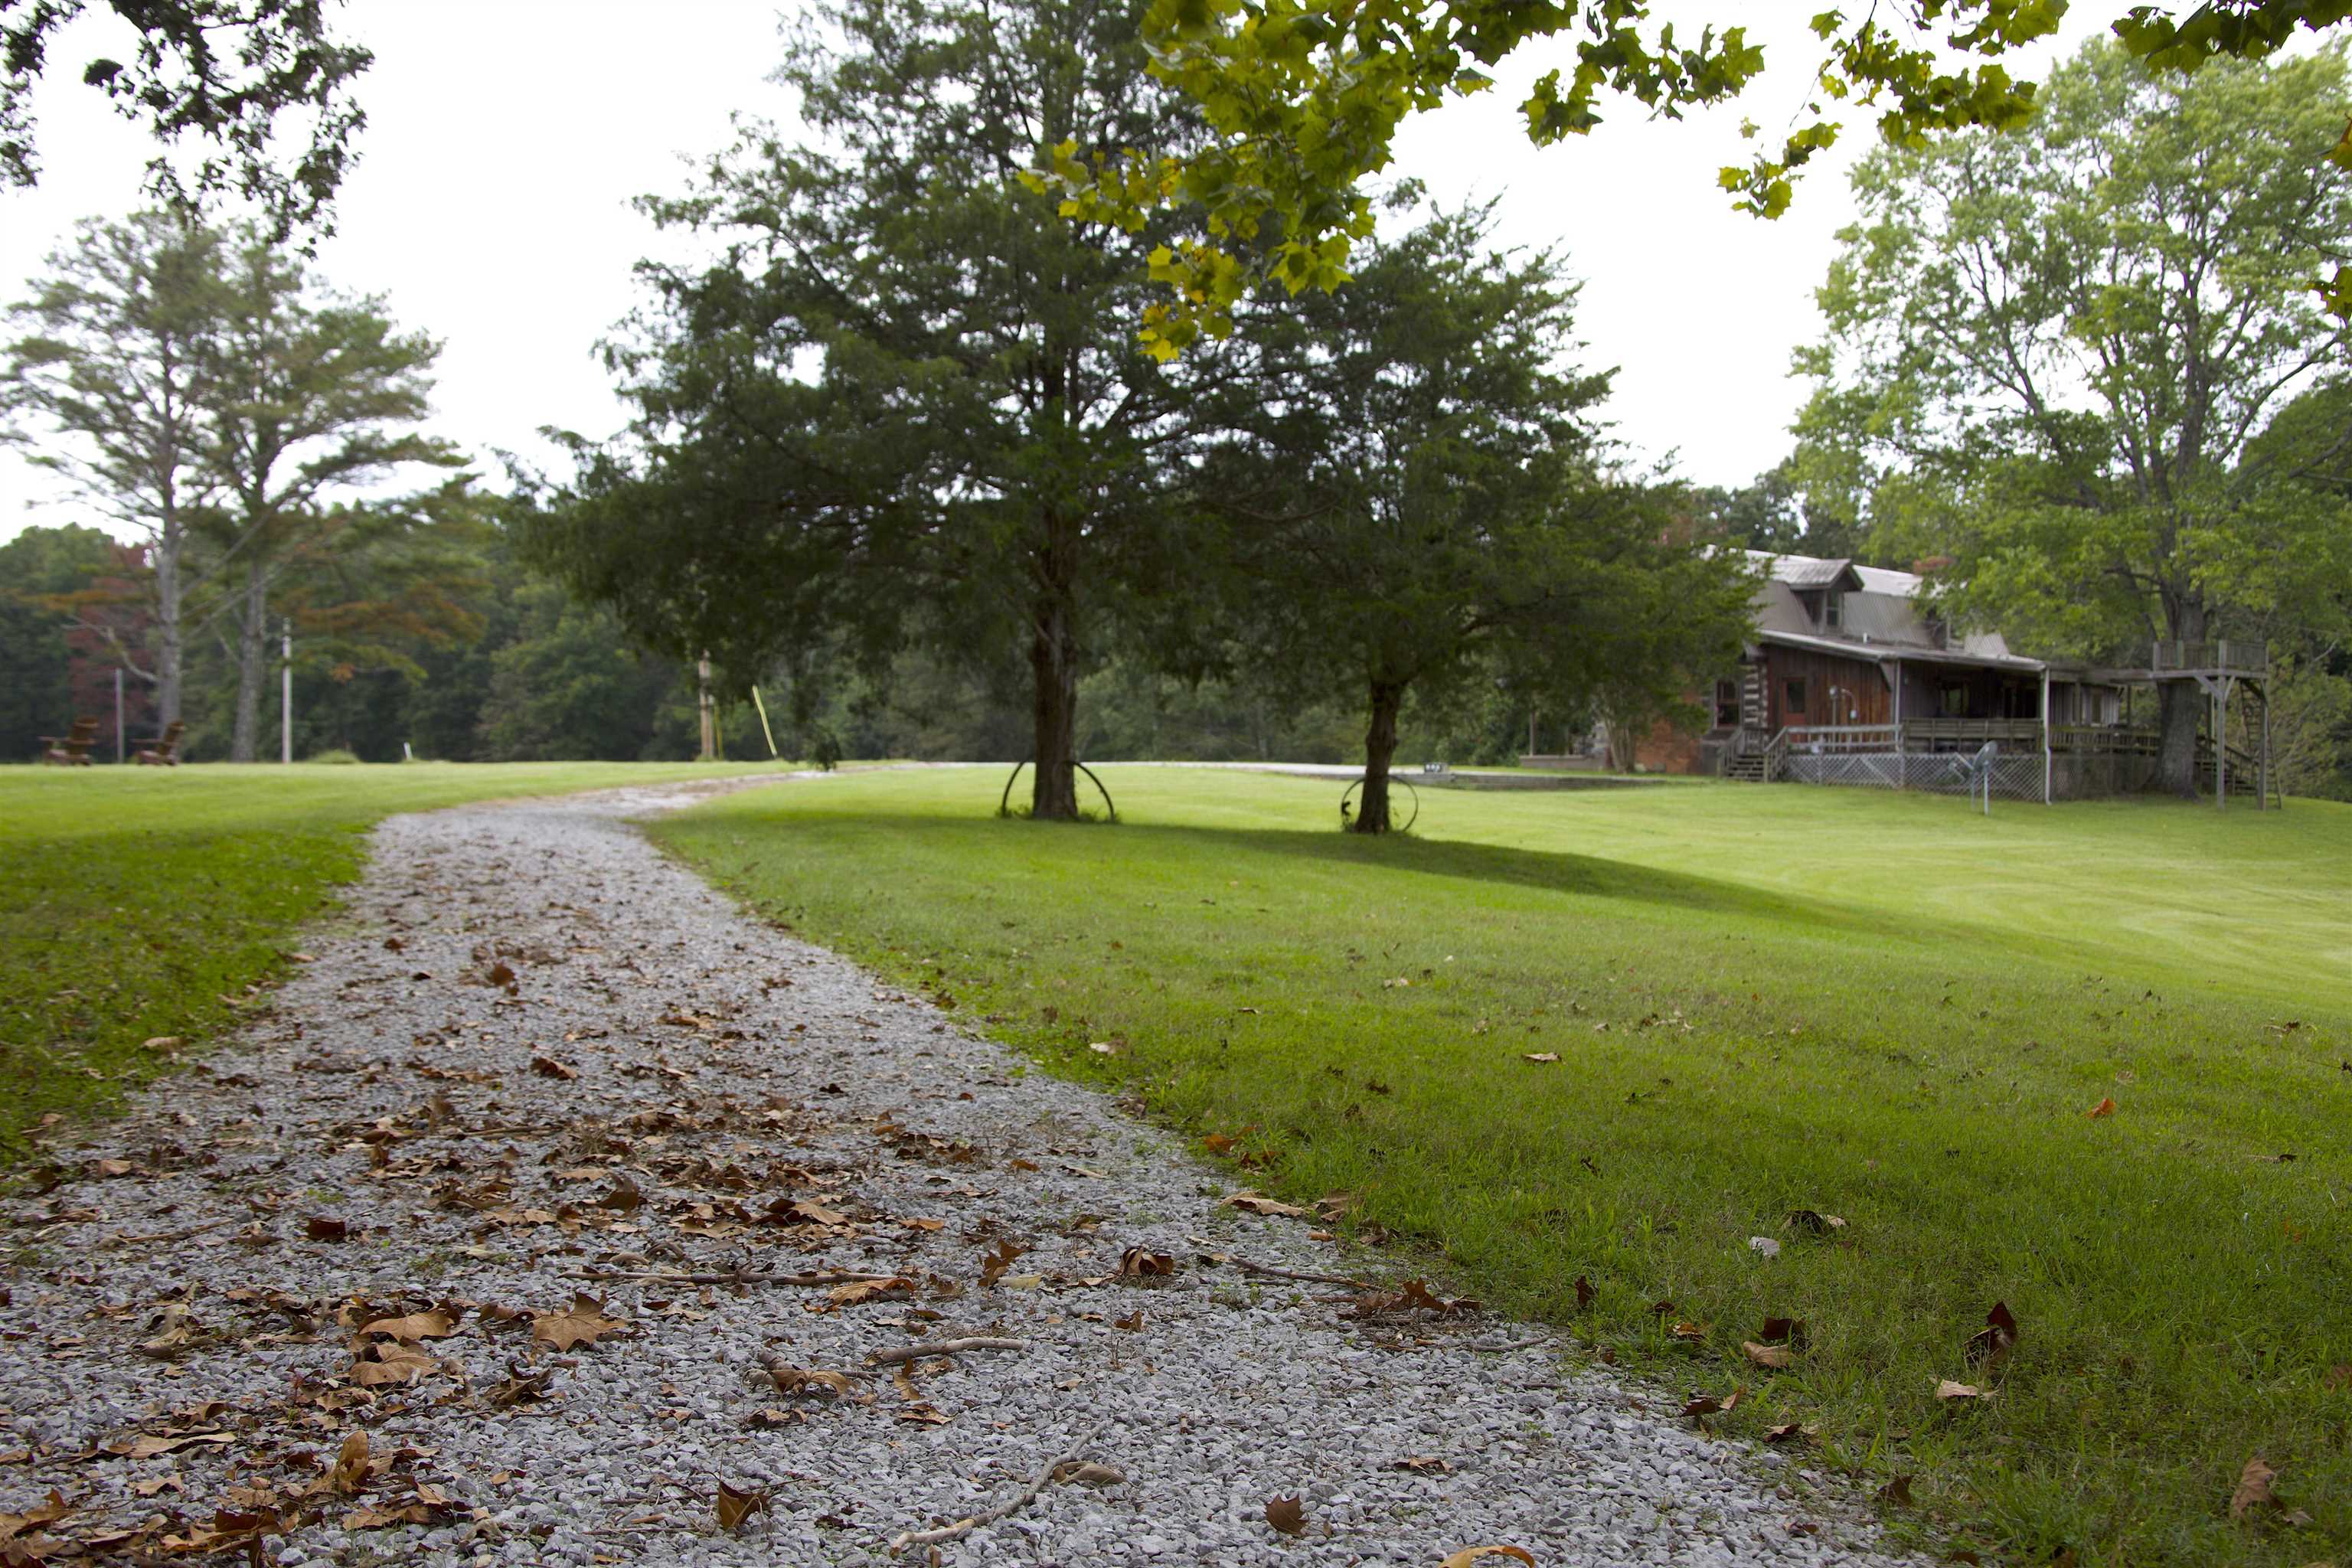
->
left=280, top=619, right=293, bottom=765
left=114, top=668, right=124, bottom=764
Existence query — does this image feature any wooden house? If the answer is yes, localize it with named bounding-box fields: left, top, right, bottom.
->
left=1630, top=553, right=2272, bottom=804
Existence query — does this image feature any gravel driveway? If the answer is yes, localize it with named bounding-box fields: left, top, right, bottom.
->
left=0, top=782, right=1929, bottom=1567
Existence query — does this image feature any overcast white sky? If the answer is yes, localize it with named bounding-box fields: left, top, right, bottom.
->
left=0, top=1, right=2112, bottom=544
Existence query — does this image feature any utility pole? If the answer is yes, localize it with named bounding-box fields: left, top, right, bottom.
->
left=697, top=652, right=717, bottom=762
left=281, top=619, right=293, bottom=765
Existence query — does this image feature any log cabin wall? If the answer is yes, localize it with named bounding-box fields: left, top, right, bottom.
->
left=1761, top=648, right=1892, bottom=730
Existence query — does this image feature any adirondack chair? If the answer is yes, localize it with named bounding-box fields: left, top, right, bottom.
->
left=135, top=720, right=186, bottom=767
left=39, top=717, right=99, bottom=766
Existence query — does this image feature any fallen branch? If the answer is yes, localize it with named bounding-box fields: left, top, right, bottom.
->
left=887, top=1423, right=1106, bottom=1556
left=866, top=1337, right=1025, bottom=1367
left=566, top=1267, right=902, bottom=1288
left=1230, top=1257, right=1372, bottom=1289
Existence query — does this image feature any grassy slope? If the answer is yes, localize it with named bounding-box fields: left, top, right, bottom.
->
left=652, top=766, right=2352, bottom=1568
left=0, top=761, right=788, bottom=1153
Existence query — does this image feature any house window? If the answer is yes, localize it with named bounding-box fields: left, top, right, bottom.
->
left=1940, top=683, right=1968, bottom=717
left=1783, top=677, right=1807, bottom=717
left=1824, top=591, right=1843, bottom=630
left=1714, top=681, right=1739, bottom=727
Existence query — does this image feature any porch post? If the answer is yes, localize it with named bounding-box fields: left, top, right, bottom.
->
left=1890, top=658, right=1905, bottom=790
left=2261, top=681, right=2272, bottom=810
left=2041, top=665, right=2051, bottom=805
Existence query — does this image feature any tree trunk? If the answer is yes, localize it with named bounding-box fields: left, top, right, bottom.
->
left=1352, top=680, right=1406, bottom=834
left=152, top=530, right=183, bottom=727
left=2157, top=681, right=2202, bottom=799
left=1027, top=518, right=1081, bottom=819
left=229, top=562, right=268, bottom=763
left=2155, top=598, right=2207, bottom=799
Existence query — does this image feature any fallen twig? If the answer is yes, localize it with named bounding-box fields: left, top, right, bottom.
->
left=1466, top=1336, right=1549, bottom=1354
left=866, top=1337, right=1025, bottom=1367
left=1230, top=1257, right=1373, bottom=1289
left=104, top=1218, right=235, bottom=1246
left=886, top=1423, right=1107, bottom=1555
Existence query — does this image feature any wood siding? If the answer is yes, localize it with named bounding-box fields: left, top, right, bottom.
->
left=1761, top=648, right=1891, bottom=730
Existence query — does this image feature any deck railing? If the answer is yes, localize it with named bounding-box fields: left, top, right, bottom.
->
left=2150, top=639, right=2268, bottom=674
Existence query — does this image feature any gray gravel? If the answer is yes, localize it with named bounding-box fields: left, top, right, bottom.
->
left=0, top=780, right=1931, bottom=1566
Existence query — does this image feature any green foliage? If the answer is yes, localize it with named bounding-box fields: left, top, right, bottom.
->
left=0, top=0, right=371, bottom=241
left=1027, top=0, right=2352, bottom=356
left=0, top=522, right=116, bottom=760
left=1795, top=40, right=2352, bottom=790
left=1219, top=200, right=1751, bottom=824
left=661, top=763, right=2352, bottom=1568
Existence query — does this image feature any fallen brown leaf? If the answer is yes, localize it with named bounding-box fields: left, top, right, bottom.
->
left=1522, top=1053, right=1560, bottom=1063
left=2324, top=1364, right=2352, bottom=1392
left=1743, top=1341, right=1795, bottom=1370
left=1757, top=1315, right=1807, bottom=1348
left=2230, top=1454, right=2278, bottom=1522
left=1393, top=1455, right=1451, bottom=1474
left=305, top=1215, right=350, bottom=1242
left=716, top=1480, right=769, bottom=1531
left=1573, top=1275, right=1595, bottom=1311
left=1877, top=1475, right=1915, bottom=1508
left=358, top=1308, right=459, bottom=1343
left=331, top=1431, right=370, bottom=1496
left=530, top=1055, right=577, bottom=1080
left=1762, top=1423, right=1815, bottom=1445
left=1784, top=1209, right=1847, bottom=1235
left=1936, top=1380, right=1987, bottom=1401
left=1264, top=1495, right=1306, bottom=1536
left=350, top=1343, right=439, bottom=1387
left=2086, top=1096, right=2117, bottom=1119
left=1116, top=1246, right=1174, bottom=1278
left=1056, top=1462, right=1125, bottom=1488
left=1965, top=1302, right=2019, bottom=1367
left=531, top=1295, right=625, bottom=1351
left=1439, top=1550, right=1536, bottom=1568
left=1224, top=1191, right=1308, bottom=1218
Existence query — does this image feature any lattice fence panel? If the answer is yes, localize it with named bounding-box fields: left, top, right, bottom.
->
left=1785, top=753, right=1900, bottom=789
left=1785, top=750, right=2046, bottom=801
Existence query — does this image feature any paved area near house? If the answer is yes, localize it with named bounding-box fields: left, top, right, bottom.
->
left=0, top=782, right=1924, bottom=1566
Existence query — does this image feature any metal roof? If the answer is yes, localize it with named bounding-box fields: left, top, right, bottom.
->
left=1753, top=628, right=2046, bottom=673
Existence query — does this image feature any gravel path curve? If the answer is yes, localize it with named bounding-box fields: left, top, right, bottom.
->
left=1, top=782, right=1931, bottom=1568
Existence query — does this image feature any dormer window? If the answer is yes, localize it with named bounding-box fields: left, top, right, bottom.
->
left=1824, top=591, right=1843, bottom=630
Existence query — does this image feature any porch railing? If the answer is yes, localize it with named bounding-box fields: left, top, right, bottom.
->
left=2151, top=639, right=2267, bottom=674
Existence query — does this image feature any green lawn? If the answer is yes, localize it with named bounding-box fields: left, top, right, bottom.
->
left=0, top=760, right=789, bottom=1154
left=649, top=767, right=2352, bottom=1568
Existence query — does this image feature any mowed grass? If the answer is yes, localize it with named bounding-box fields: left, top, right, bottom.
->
left=0, top=761, right=790, bottom=1155
left=652, top=766, right=2352, bottom=1568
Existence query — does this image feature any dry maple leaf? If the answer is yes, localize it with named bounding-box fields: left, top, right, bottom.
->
left=1439, top=1550, right=1535, bottom=1568
left=1223, top=1191, right=1308, bottom=1218
left=1116, top=1246, right=1174, bottom=1278
left=2230, top=1454, right=2278, bottom=1522
left=1264, top=1495, right=1307, bottom=1536
left=1965, top=1302, right=2019, bottom=1366
left=531, top=1295, right=625, bottom=1351
left=1743, top=1341, right=1795, bottom=1370
left=715, top=1480, right=769, bottom=1531
left=767, top=1365, right=866, bottom=1400
left=0, top=1491, right=71, bottom=1542
left=350, top=1344, right=439, bottom=1387
left=331, top=1431, right=370, bottom=1496
left=357, top=1308, right=459, bottom=1343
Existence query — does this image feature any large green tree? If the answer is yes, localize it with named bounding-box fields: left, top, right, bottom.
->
left=4, top=211, right=224, bottom=724
left=1227, top=204, right=1751, bottom=831
left=1027, top=1, right=2352, bottom=358
left=525, top=0, right=1295, bottom=819
left=195, top=230, right=461, bottom=760
left=1795, top=40, right=2352, bottom=796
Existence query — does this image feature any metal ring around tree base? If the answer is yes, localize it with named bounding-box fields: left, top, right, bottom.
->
left=1340, top=774, right=1419, bottom=832
left=998, top=760, right=1116, bottom=822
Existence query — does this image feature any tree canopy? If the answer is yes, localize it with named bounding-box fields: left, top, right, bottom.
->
left=2, top=0, right=370, bottom=238
left=1024, top=0, right=2352, bottom=358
